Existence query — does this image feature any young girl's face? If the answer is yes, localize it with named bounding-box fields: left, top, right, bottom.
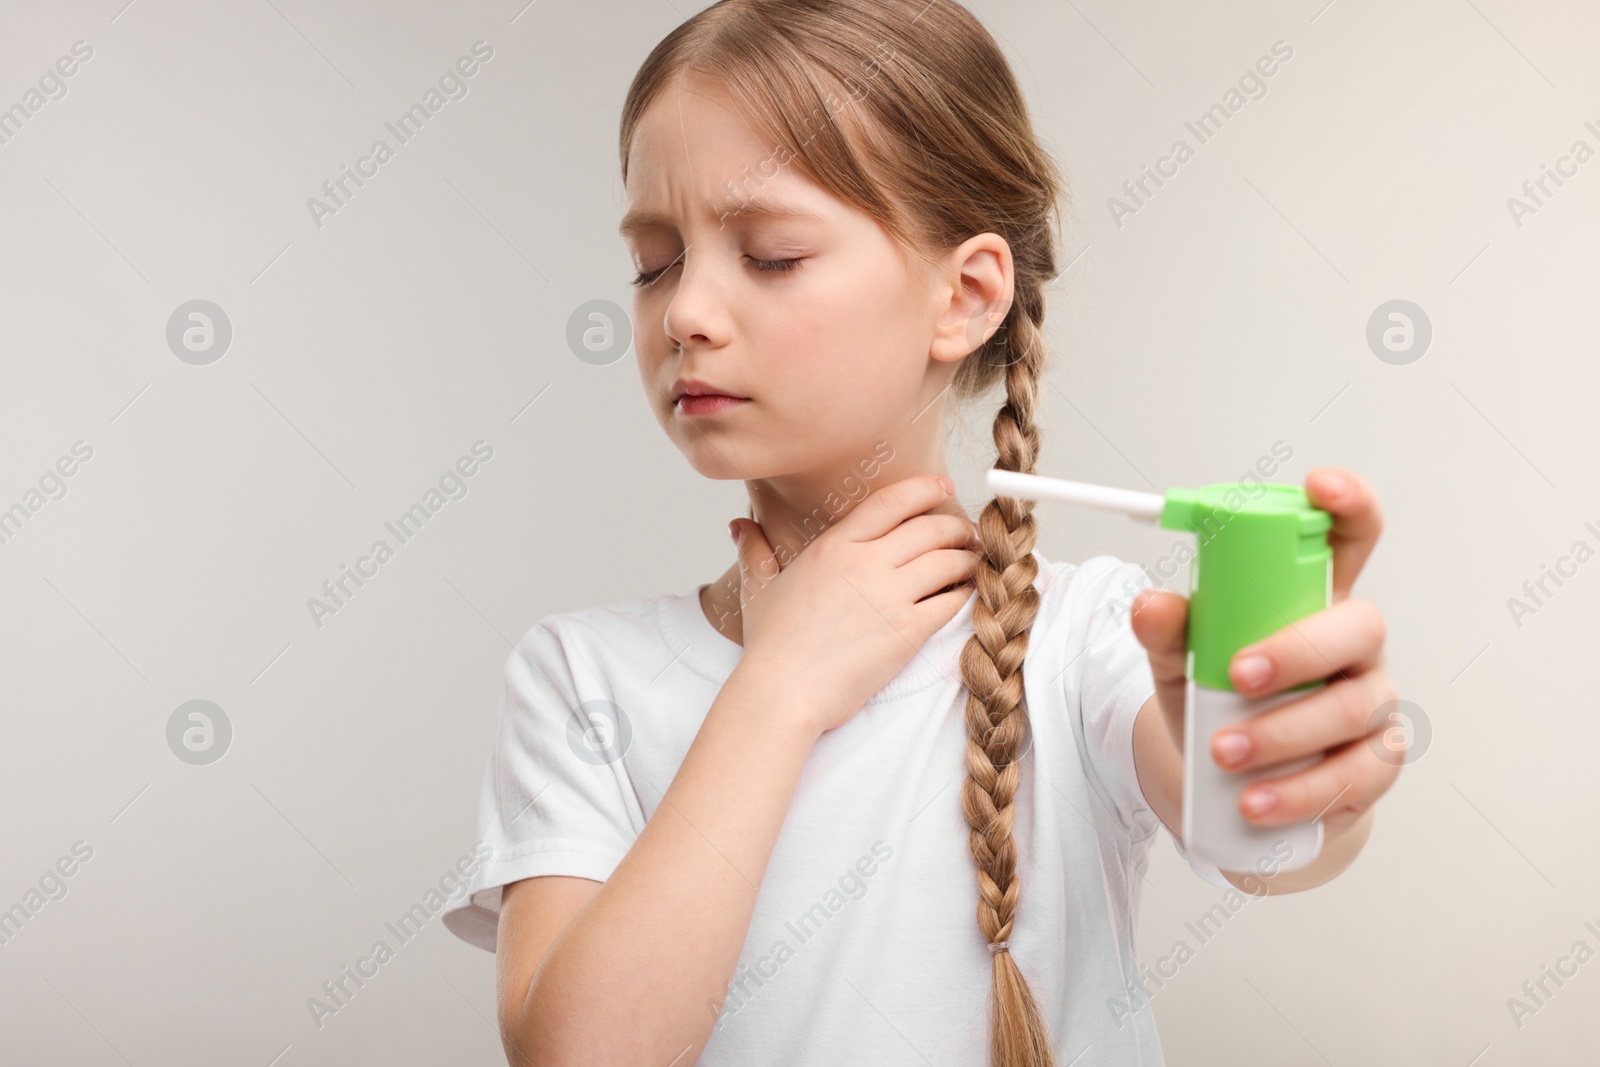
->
left=620, top=73, right=959, bottom=482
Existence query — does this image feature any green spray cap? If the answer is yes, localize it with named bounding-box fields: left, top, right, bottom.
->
left=985, top=471, right=1333, bottom=692
left=1157, top=483, right=1331, bottom=691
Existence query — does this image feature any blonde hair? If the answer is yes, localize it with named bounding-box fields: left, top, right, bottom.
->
left=619, top=2, right=1067, bottom=1063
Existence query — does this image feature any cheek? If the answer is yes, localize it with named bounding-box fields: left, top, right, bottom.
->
left=631, top=296, right=670, bottom=372
left=750, top=303, right=922, bottom=436
left=631, top=300, right=679, bottom=424
left=774, top=266, right=922, bottom=380
left=744, top=298, right=858, bottom=415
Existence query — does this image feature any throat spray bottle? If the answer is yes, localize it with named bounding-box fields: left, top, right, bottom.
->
left=987, top=469, right=1331, bottom=875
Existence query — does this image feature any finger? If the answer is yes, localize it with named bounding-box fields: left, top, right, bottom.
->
left=836, top=474, right=956, bottom=542
left=1228, top=596, right=1386, bottom=697
left=900, top=548, right=980, bottom=601
left=1208, top=670, right=1393, bottom=774
left=1305, top=467, right=1384, bottom=602
left=880, top=512, right=982, bottom=567
left=1129, top=589, right=1187, bottom=684
left=913, top=579, right=982, bottom=635
left=1237, top=732, right=1400, bottom=826
left=1128, top=588, right=1188, bottom=726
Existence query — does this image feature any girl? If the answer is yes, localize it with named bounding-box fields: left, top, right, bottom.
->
left=441, top=1, right=1399, bottom=1064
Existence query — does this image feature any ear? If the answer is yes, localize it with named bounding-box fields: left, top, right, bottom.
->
left=929, top=233, right=1014, bottom=365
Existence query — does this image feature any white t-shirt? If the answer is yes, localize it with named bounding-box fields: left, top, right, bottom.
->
left=442, top=549, right=1230, bottom=1065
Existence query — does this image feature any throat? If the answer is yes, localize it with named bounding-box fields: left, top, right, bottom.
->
left=700, top=570, right=744, bottom=647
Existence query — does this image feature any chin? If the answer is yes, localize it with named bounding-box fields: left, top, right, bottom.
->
left=677, top=443, right=753, bottom=482
left=678, top=438, right=806, bottom=483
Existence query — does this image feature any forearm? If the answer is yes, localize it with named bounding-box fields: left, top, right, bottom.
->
left=509, top=662, right=822, bottom=1065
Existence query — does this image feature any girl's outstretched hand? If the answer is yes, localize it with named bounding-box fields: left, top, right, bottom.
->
left=729, top=473, right=981, bottom=736
left=1127, top=467, right=1400, bottom=842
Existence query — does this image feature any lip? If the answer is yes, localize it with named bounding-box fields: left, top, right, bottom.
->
left=671, top=378, right=749, bottom=402
left=676, top=394, right=750, bottom=416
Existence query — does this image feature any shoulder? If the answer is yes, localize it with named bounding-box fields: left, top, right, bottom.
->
left=504, top=588, right=683, bottom=682
left=520, top=590, right=670, bottom=644
left=1032, top=552, right=1152, bottom=634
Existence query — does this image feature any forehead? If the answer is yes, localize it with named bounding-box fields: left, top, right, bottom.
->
left=620, top=74, right=832, bottom=234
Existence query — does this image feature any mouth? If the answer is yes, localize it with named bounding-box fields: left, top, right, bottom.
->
left=671, top=378, right=750, bottom=416
left=674, top=394, right=751, bottom=416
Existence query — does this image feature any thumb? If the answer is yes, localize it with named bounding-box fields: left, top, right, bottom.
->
left=1129, top=588, right=1190, bottom=744
left=1129, top=588, right=1189, bottom=687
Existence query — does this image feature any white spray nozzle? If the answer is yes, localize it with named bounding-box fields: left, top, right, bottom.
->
left=986, top=470, right=1164, bottom=524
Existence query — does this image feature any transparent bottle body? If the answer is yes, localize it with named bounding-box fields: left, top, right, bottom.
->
left=1183, top=679, right=1326, bottom=874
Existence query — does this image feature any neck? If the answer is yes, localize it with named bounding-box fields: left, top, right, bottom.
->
left=700, top=442, right=971, bottom=646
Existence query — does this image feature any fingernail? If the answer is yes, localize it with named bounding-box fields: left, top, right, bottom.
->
left=938, top=475, right=955, bottom=495
left=1233, top=654, right=1272, bottom=691
left=1242, top=790, right=1277, bottom=817
left=1318, top=471, right=1348, bottom=501
left=1214, top=731, right=1251, bottom=768
left=729, top=520, right=740, bottom=544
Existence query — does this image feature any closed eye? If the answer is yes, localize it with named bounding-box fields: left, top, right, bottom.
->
left=747, top=256, right=804, bottom=274
left=631, top=248, right=686, bottom=289
left=630, top=253, right=805, bottom=288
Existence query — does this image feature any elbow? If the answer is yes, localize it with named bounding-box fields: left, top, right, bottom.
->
left=503, top=989, right=711, bottom=1067
left=499, top=978, right=615, bottom=1067
left=499, top=973, right=565, bottom=1067
left=496, top=998, right=543, bottom=1067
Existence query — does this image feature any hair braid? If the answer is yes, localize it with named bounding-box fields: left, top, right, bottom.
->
left=957, top=297, right=1056, bottom=1067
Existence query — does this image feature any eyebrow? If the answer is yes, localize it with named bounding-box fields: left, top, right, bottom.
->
left=618, top=196, right=826, bottom=237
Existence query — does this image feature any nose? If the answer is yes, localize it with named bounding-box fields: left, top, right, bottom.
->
left=661, top=246, right=727, bottom=351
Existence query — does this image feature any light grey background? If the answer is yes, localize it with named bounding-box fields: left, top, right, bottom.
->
left=1, top=0, right=1595, bottom=1064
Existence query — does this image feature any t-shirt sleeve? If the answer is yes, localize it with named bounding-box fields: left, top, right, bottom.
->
left=1066, top=556, right=1232, bottom=890
left=441, top=620, right=643, bottom=952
